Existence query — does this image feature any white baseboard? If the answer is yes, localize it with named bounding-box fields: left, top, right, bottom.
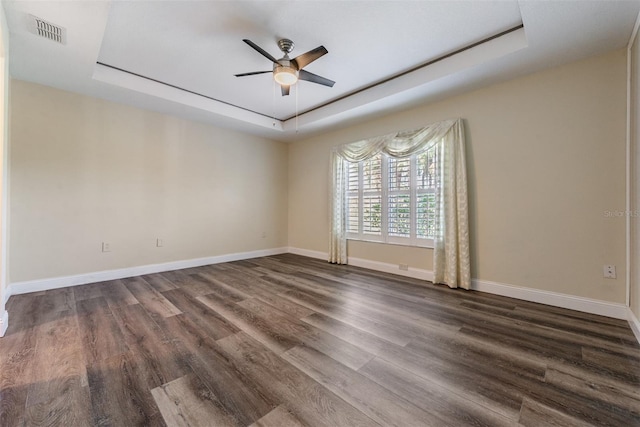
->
left=287, top=247, right=327, bottom=260
left=348, top=256, right=434, bottom=281
left=286, top=247, right=434, bottom=281
left=9, top=247, right=288, bottom=296
left=286, top=247, right=628, bottom=320
left=2, top=284, right=10, bottom=306
left=3, top=246, right=634, bottom=328
left=0, top=309, right=7, bottom=337
left=470, top=278, right=628, bottom=320
left=628, top=308, right=640, bottom=344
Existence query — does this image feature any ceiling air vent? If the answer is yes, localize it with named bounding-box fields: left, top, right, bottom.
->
left=28, top=15, right=66, bottom=44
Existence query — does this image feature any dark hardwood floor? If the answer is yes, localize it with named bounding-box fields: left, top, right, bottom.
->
left=1, top=253, right=639, bottom=426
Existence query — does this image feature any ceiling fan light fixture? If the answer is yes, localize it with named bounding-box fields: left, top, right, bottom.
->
left=274, top=66, right=298, bottom=86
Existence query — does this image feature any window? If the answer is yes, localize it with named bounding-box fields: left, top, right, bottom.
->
left=346, top=146, right=439, bottom=247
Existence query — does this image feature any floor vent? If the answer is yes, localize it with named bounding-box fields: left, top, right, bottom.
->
left=28, top=15, right=65, bottom=44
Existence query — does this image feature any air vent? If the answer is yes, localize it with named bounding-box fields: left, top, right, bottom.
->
left=28, top=15, right=66, bottom=44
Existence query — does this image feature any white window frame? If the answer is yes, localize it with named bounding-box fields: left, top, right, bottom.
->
left=346, top=151, right=436, bottom=248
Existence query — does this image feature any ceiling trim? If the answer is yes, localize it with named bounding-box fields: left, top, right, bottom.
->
left=280, top=26, right=528, bottom=132
left=96, top=61, right=274, bottom=119
left=92, top=62, right=283, bottom=131
left=93, top=25, right=528, bottom=134
left=282, top=24, right=524, bottom=122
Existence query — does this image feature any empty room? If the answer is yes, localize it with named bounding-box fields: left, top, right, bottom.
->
left=1, top=0, right=639, bottom=426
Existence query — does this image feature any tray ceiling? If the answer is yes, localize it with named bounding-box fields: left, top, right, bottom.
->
left=4, top=1, right=640, bottom=141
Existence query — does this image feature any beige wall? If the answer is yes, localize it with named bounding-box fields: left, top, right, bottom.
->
left=6, top=49, right=630, bottom=306
left=9, top=80, right=288, bottom=283
left=631, top=28, right=640, bottom=319
left=290, top=49, right=627, bottom=304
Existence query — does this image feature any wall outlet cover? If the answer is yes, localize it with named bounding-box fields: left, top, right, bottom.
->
left=603, top=265, right=616, bottom=279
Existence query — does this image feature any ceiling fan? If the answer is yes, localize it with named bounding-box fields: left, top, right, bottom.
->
left=235, top=38, right=335, bottom=96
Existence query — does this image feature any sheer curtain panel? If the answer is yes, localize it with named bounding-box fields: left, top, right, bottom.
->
left=329, top=118, right=470, bottom=289
left=329, top=151, right=348, bottom=264
left=432, top=119, right=470, bottom=289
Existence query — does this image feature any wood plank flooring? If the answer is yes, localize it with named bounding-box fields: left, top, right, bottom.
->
left=1, top=253, right=639, bottom=426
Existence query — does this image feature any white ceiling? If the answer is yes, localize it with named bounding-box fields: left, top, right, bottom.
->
left=3, top=1, right=640, bottom=142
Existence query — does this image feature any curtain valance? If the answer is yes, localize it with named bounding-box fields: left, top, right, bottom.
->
left=332, top=118, right=457, bottom=161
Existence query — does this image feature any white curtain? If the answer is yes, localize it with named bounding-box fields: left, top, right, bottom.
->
left=329, top=150, right=348, bottom=264
left=329, top=118, right=471, bottom=289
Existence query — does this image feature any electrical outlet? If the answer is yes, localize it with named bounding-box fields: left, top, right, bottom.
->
left=399, top=264, right=409, bottom=271
left=603, top=265, right=616, bottom=279
left=156, top=238, right=163, bottom=247
left=101, top=242, right=111, bottom=253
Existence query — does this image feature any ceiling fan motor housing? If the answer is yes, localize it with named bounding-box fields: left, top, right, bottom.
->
left=278, top=38, right=295, bottom=54
left=274, top=41, right=299, bottom=86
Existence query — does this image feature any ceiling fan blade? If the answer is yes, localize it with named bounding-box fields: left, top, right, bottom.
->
left=235, top=71, right=272, bottom=77
left=298, top=69, right=335, bottom=87
left=281, top=85, right=290, bottom=96
left=243, top=39, right=278, bottom=63
left=292, top=46, right=328, bottom=69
